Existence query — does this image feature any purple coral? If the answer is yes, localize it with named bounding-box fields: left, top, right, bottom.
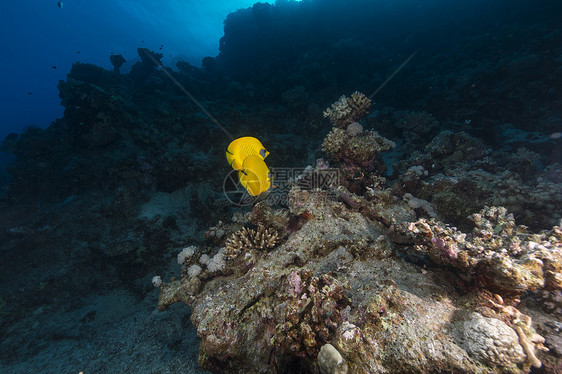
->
left=431, top=236, right=458, bottom=260
left=288, top=270, right=303, bottom=297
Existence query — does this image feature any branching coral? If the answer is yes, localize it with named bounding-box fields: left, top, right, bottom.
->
left=323, top=92, right=371, bottom=128
left=322, top=128, right=346, bottom=156
left=322, top=128, right=395, bottom=164
left=344, top=131, right=395, bottom=164
left=320, top=91, right=395, bottom=193
left=224, top=225, right=279, bottom=259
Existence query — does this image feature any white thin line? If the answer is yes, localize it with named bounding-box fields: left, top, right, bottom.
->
left=141, top=50, right=235, bottom=140
left=369, top=50, right=418, bottom=100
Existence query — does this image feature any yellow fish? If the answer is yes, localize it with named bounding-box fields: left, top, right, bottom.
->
left=238, top=155, right=272, bottom=196
left=226, top=136, right=269, bottom=171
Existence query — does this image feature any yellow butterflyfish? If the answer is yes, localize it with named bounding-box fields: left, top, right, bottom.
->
left=238, top=155, right=272, bottom=196
left=226, top=136, right=269, bottom=171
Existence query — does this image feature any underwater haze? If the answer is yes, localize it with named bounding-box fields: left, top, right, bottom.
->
left=1, top=0, right=562, bottom=373
left=0, top=0, right=267, bottom=142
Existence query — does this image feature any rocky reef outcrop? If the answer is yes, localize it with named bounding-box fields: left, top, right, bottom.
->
left=156, top=94, right=562, bottom=374
left=158, top=182, right=561, bottom=373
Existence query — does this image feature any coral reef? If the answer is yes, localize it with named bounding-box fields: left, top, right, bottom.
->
left=323, top=92, right=372, bottom=128
left=391, top=206, right=562, bottom=294
left=136, top=47, right=163, bottom=68
left=318, top=343, right=347, bottom=374
left=109, top=54, right=126, bottom=73
left=177, top=245, right=197, bottom=265
left=224, top=225, right=279, bottom=260
left=157, top=186, right=562, bottom=373
left=274, top=270, right=350, bottom=357
left=345, top=122, right=363, bottom=137
left=321, top=92, right=381, bottom=170
left=390, top=130, right=562, bottom=230
left=320, top=93, right=395, bottom=195
left=453, top=312, right=526, bottom=367
left=321, top=127, right=346, bottom=156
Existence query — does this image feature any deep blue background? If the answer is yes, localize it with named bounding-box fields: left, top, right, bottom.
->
left=0, top=0, right=277, bottom=142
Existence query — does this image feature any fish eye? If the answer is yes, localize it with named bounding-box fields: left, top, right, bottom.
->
left=259, top=149, right=267, bottom=158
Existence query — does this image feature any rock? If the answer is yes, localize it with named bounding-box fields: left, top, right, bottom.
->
left=454, top=312, right=525, bottom=367
left=318, top=344, right=347, bottom=374
left=157, top=187, right=561, bottom=373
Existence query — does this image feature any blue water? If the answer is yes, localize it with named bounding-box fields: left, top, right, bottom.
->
left=0, top=0, right=269, bottom=141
